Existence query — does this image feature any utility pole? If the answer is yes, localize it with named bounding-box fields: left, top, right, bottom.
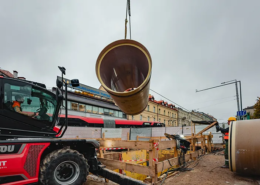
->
left=221, top=80, right=240, bottom=117
left=238, top=81, right=243, bottom=119
left=235, top=82, right=240, bottom=113
left=196, top=80, right=242, bottom=120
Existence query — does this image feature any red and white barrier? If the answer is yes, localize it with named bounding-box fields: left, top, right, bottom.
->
left=97, top=147, right=128, bottom=151
left=120, top=159, right=148, bottom=162
left=153, top=142, right=159, bottom=150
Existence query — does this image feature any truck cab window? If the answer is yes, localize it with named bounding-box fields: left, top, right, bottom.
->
left=4, top=82, right=57, bottom=123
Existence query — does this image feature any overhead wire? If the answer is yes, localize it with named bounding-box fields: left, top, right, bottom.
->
left=195, top=99, right=236, bottom=109
left=184, top=95, right=236, bottom=106
left=150, top=89, right=213, bottom=123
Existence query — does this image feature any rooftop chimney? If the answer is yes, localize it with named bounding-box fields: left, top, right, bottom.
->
left=18, top=77, right=26, bottom=80
left=13, top=70, right=18, bottom=78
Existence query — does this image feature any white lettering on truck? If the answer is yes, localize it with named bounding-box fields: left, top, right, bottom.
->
left=0, top=145, right=15, bottom=153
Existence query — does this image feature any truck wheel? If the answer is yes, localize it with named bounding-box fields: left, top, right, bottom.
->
left=40, top=148, right=89, bottom=185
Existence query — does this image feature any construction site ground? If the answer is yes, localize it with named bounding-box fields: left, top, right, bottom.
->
left=85, top=150, right=260, bottom=185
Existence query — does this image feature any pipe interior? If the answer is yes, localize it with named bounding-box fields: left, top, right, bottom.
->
left=99, top=45, right=149, bottom=92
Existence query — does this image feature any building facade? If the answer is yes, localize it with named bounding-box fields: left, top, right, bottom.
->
left=1, top=68, right=217, bottom=124
left=177, top=109, right=217, bottom=126
left=127, top=95, right=178, bottom=127
left=190, top=110, right=217, bottom=122
left=177, top=108, right=192, bottom=126
left=243, top=105, right=255, bottom=120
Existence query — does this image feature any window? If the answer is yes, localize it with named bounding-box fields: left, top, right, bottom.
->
left=153, top=106, right=155, bottom=113
left=132, top=115, right=134, bottom=120
left=104, top=108, right=109, bottom=115
left=109, top=109, right=114, bottom=116
left=93, top=106, right=98, bottom=113
left=63, top=100, right=71, bottom=109
left=118, top=111, right=123, bottom=118
left=154, top=118, right=155, bottom=121
left=164, top=119, right=165, bottom=124
left=159, top=118, right=161, bottom=122
left=79, top=104, right=85, bottom=112
left=71, top=102, right=78, bottom=111
left=99, top=107, right=104, bottom=114
left=140, top=115, right=142, bottom=121
left=148, top=116, right=150, bottom=121
left=86, top=105, right=92, bottom=113
left=164, top=110, right=165, bottom=115
left=114, top=110, right=119, bottom=117
left=3, top=81, right=57, bottom=123
left=159, top=109, right=161, bottom=114
left=147, top=105, right=150, bottom=111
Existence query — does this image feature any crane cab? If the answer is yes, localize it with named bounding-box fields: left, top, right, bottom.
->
left=0, top=77, right=61, bottom=139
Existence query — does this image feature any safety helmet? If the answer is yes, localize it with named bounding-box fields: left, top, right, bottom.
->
left=228, top=117, right=236, bottom=121
left=15, top=95, right=24, bottom=102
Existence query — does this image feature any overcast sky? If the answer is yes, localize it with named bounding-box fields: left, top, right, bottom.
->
left=1, top=0, right=259, bottom=122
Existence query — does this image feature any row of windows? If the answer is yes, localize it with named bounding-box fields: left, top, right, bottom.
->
left=147, top=105, right=176, bottom=118
left=64, top=101, right=127, bottom=118
left=131, top=115, right=177, bottom=126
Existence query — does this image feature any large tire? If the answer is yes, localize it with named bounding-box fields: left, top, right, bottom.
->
left=40, top=148, right=89, bottom=185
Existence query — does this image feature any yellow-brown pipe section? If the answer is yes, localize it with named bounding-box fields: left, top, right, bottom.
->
left=96, top=39, right=152, bottom=115
left=229, top=119, right=260, bottom=176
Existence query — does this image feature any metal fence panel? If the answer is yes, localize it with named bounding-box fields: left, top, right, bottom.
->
left=195, top=125, right=218, bottom=134
left=62, top=127, right=102, bottom=138
left=152, top=127, right=166, bottom=140
left=152, top=127, right=166, bottom=137
left=165, top=127, right=182, bottom=135
left=212, top=133, right=223, bottom=144
left=121, top=128, right=131, bottom=140
left=130, top=128, right=152, bottom=141
left=102, top=128, right=122, bottom=138
left=165, top=126, right=193, bottom=136
left=195, top=125, right=223, bottom=144
left=183, top=126, right=194, bottom=135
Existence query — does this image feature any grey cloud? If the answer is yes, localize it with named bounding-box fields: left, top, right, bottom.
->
left=1, top=0, right=259, bottom=122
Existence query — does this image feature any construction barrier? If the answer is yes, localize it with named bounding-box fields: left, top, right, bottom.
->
left=61, top=125, right=224, bottom=145
left=97, top=134, right=212, bottom=184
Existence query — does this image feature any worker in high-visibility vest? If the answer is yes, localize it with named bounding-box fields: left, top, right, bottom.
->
left=216, top=117, right=236, bottom=168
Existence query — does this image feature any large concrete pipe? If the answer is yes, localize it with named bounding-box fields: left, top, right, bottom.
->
left=229, top=119, right=260, bottom=176
left=96, top=39, right=152, bottom=115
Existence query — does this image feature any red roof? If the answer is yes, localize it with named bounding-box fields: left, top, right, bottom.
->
left=157, top=100, right=164, bottom=104
left=0, top=69, right=13, bottom=78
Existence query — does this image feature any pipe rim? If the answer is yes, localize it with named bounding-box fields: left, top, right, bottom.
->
left=96, top=39, right=152, bottom=96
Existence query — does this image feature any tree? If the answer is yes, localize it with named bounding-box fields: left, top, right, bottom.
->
left=253, top=97, right=260, bottom=119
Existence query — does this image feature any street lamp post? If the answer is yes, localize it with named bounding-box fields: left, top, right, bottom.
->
left=222, top=80, right=243, bottom=120
left=196, top=79, right=243, bottom=120
left=182, top=124, right=186, bottom=134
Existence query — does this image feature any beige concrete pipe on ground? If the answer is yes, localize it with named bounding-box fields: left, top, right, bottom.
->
left=96, top=39, right=152, bottom=115
left=229, top=119, right=260, bottom=176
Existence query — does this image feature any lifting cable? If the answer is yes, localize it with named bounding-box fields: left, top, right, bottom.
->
left=124, top=0, right=131, bottom=39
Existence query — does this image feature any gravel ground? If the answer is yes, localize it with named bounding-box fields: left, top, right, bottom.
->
left=162, top=152, right=260, bottom=185
left=85, top=151, right=260, bottom=185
